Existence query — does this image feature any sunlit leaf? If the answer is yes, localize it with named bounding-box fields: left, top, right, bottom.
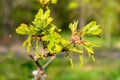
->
left=83, top=45, right=94, bottom=57
left=54, top=44, right=62, bottom=53
left=34, top=8, right=43, bottom=21
left=61, top=39, right=68, bottom=47
left=44, top=9, right=50, bottom=19
left=29, top=25, right=36, bottom=35
left=47, top=41, right=63, bottom=54
left=82, top=21, right=101, bottom=36
left=47, top=42, right=55, bottom=54
left=16, top=23, right=30, bottom=35
left=69, top=47, right=83, bottom=54
left=46, top=17, right=53, bottom=27
left=32, top=8, right=53, bottom=29
left=69, top=21, right=78, bottom=33
left=41, top=35, right=49, bottom=42
left=84, top=41, right=100, bottom=47
left=49, top=24, right=57, bottom=34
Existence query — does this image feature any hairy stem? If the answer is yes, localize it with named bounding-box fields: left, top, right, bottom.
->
left=29, top=55, right=46, bottom=80
left=29, top=55, right=55, bottom=80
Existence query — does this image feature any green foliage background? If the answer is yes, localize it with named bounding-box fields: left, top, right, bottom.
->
left=0, top=53, right=120, bottom=80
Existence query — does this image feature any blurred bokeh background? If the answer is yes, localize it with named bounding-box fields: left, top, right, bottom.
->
left=0, top=0, right=120, bottom=80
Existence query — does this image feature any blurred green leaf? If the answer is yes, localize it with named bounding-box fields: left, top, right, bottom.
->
left=41, top=35, right=49, bottom=42
left=82, top=21, right=101, bottom=36
left=52, top=0, right=57, bottom=4
left=44, top=9, right=50, bottom=19
left=69, top=21, right=78, bottom=33
left=61, top=38, right=68, bottom=47
left=91, top=55, right=95, bottom=61
left=68, top=1, right=79, bottom=10
left=83, top=45, right=94, bottom=57
left=54, top=44, right=63, bottom=53
left=32, top=8, right=53, bottom=30
left=69, top=47, right=83, bottom=54
left=84, top=41, right=100, bottom=47
left=16, top=23, right=30, bottom=35
left=47, top=42, right=62, bottom=54
left=29, top=25, right=36, bottom=35
left=49, top=24, right=57, bottom=34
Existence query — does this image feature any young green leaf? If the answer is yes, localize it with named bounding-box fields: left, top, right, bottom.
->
left=84, top=41, right=100, bottom=47
left=41, top=35, right=49, bottom=42
left=34, top=8, right=43, bottom=22
left=69, top=47, right=83, bottom=54
left=47, top=42, right=55, bottom=54
left=16, top=23, right=30, bottom=35
left=83, top=45, right=94, bottom=57
left=82, top=21, right=101, bottom=36
left=32, top=8, right=53, bottom=29
left=69, top=21, right=78, bottom=33
left=49, top=24, right=57, bottom=34
left=46, top=17, right=53, bottom=27
left=61, top=38, right=68, bottom=47
left=44, top=9, right=50, bottom=19
left=47, top=42, right=62, bottom=54
left=54, top=44, right=63, bottom=53
left=29, top=25, right=36, bottom=35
